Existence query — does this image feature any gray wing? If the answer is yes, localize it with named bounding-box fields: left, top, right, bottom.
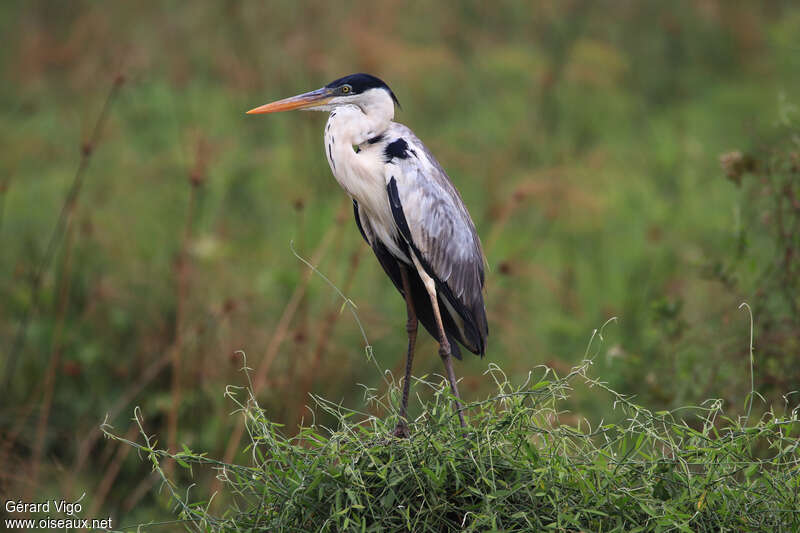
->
left=384, top=127, right=488, bottom=354
left=353, top=198, right=465, bottom=359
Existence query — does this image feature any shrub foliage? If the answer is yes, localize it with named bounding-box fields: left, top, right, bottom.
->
left=107, top=348, right=800, bottom=532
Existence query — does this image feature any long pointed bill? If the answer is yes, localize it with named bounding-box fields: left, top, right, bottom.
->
left=246, top=87, right=333, bottom=114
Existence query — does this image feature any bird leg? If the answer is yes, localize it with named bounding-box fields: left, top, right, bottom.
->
left=430, top=300, right=466, bottom=428
left=412, top=258, right=467, bottom=428
left=392, top=264, right=417, bottom=438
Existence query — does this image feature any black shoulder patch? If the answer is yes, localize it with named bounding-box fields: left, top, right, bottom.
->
left=384, top=138, right=410, bottom=162
left=367, top=134, right=384, bottom=144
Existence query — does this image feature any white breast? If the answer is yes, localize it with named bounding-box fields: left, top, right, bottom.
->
left=323, top=111, right=408, bottom=262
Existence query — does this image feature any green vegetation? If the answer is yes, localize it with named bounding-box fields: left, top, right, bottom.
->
left=2, top=1, right=800, bottom=529
left=105, top=353, right=800, bottom=531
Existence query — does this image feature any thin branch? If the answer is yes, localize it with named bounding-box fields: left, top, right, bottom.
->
left=2, top=74, right=125, bottom=390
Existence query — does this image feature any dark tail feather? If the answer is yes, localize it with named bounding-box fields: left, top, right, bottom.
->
left=367, top=239, right=475, bottom=358
left=448, top=336, right=462, bottom=360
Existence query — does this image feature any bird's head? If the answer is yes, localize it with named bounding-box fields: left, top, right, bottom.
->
left=246, top=73, right=400, bottom=116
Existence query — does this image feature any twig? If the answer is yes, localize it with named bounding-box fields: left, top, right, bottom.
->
left=293, top=246, right=363, bottom=427
left=739, top=302, right=756, bottom=420
left=72, top=350, right=172, bottom=475
left=165, top=172, right=200, bottom=476
left=25, top=216, right=78, bottom=513
left=86, top=422, right=140, bottom=520
left=2, top=74, right=125, bottom=390
left=122, top=472, right=159, bottom=514
left=212, top=199, right=347, bottom=499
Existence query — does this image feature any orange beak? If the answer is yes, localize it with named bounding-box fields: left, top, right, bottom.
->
left=246, top=87, right=333, bottom=115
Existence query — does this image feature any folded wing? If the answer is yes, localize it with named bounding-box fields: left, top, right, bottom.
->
left=383, top=131, right=488, bottom=355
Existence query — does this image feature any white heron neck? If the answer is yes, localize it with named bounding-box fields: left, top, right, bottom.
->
left=323, top=103, right=401, bottom=258
left=324, top=108, right=390, bottom=194
left=325, top=89, right=394, bottom=146
left=358, top=94, right=394, bottom=140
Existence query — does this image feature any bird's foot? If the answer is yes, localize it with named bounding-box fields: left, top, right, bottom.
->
left=391, top=420, right=410, bottom=438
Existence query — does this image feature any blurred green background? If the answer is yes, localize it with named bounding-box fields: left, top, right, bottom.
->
left=2, top=0, right=799, bottom=527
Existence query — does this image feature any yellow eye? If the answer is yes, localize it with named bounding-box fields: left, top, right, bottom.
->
left=341, top=85, right=351, bottom=94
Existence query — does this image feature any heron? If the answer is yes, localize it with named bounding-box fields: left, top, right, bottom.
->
left=247, top=73, right=488, bottom=436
